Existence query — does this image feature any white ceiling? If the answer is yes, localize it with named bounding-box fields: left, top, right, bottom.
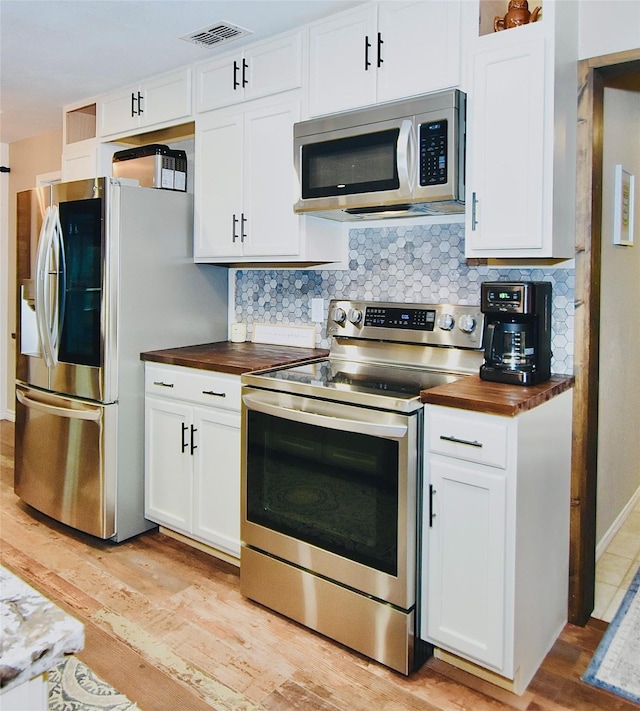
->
left=0, top=0, right=362, bottom=144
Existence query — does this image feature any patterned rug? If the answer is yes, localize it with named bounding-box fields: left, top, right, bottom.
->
left=582, top=564, right=640, bottom=704
left=49, top=655, right=138, bottom=711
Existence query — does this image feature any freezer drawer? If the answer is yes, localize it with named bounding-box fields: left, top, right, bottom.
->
left=15, top=385, right=117, bottom=539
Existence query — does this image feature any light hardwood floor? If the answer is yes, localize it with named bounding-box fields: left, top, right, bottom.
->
left=0, top=420, right=635, bottom=710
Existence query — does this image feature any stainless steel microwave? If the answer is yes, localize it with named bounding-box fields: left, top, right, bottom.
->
left=293, top=90, right=465, bottom=221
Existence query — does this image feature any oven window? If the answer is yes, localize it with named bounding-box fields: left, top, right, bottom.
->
left=246, top=410, right=399, bottom=575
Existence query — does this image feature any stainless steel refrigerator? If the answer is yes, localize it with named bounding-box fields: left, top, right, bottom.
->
left=15, top=177, right=228, bottom=541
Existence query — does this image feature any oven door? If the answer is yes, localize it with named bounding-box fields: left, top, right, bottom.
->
left=241, top=388, right=419, bottom=610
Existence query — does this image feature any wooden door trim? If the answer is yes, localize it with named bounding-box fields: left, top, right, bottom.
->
left=570, top=48, right=640, bottom=624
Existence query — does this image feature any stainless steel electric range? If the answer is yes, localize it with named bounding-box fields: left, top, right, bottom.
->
left=240, top=299, right=485, bottom=675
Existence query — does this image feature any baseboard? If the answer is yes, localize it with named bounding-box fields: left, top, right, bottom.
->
left=434, top=648, right=523, bottom=695
left=158, top=527, right=240, bottom=568
left=596, top=485, right=640, bottom=561
left=1, top=409, right=15, bottom=422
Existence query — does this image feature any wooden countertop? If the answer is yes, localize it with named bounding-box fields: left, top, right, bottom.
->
left=421, top=374, right=574, bottom=417
left=140, top=341, right=329, bottom=375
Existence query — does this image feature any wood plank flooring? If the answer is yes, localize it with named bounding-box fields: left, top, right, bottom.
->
left=0, top=420, right=634, bottom=710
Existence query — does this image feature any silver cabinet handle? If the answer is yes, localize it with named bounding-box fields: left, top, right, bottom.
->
left=202, top=390, right=226, bottom=398
left=440, top=434, right=483, bottom=448
left=471, top=192, right=479, bottom=231
left=153, top=381, right=174, bottom=388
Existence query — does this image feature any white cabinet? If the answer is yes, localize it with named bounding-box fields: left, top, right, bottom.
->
left=422, top=392, right=573, bottom=694
left=308, top=1, right=461, bottom=117
left=195, top=30, right=303, bottom=113
left=99, top=68, right=192, bottom=138
left=144, top=363, right=241, bottom=560
left=194, top=93, right=345, bottom=265
left=62, top=141, right=118, bottom=182
left=464, top=0, right=578, bottom=258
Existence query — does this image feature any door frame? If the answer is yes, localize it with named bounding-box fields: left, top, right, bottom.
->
left=570, top=48, right=640, bottom=624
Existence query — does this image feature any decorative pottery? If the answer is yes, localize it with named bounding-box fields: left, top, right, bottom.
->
left=494, top=0, right=542, bottom=31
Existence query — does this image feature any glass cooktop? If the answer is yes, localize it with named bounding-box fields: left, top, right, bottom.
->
left=244, top=358, right=462, bottom=412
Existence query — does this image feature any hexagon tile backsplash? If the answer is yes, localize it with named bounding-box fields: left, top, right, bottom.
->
left=234, top=222, right=575, bottom=375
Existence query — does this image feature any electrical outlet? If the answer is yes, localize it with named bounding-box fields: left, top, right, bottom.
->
left=311, top=298, right=324, bottom=322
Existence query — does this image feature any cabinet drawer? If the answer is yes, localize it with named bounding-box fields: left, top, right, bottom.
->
left=427, top=407, right=508, bottom=469
left=145, top=363, right=241, bottom=411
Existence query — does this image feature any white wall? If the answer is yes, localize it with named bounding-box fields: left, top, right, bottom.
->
left=596, top=87, right=640, bottom=545
left=579, top=0, right=640, bottom=60
left=1, top=143, right=9, bottom=419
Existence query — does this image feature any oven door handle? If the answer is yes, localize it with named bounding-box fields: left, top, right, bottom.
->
left=242, top=393, right=408, bottom=440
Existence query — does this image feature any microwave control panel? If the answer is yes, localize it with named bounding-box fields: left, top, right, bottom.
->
left=419, top=120, right=448, bottom=186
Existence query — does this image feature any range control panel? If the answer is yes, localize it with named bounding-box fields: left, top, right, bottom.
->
left=327, top=300, right=484, bottom=350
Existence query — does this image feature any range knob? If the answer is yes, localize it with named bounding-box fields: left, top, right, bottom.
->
left=331, top=307, right=347, bottom=325
left=458, top=314, right=477, bottom=334
left=348, top=308, right=363, bottom=325
left=436, top=313, right=455, bottom=331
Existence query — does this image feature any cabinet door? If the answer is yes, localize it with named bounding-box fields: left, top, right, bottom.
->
left=242, top=98, right=300, bottom=257
left=244, top=32, right=303, bottom=103
left=424, top=456, right=507, bottom=670
left=194, top=110, right=244, bottom=259
left=99, top=85, right=139, bottom=137
left=140, top=68, right=191, bottom=128
left=196, top=55, right=244, bottom=112
left=308, top=5, right=378, bottom=116
left=145, top=397, right=193, bottom=534
left=376, top=1, right=461, bottom=104
left=192, top=407, right=241, bottom=557
left=465, top=38, right=546, bottom=256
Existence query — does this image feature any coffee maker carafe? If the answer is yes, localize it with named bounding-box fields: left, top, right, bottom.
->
left=480, top=282, right=552, bottom=385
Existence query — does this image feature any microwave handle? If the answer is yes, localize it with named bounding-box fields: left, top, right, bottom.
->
left=397, top=119, right=414, bottom=191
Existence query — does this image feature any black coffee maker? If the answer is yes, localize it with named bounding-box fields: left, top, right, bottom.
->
left=480, top=281, right=552, bottom=386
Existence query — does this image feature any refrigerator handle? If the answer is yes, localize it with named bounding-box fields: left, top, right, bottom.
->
left=35, top=206, right=55, bottom=368
left=16, top=388, right=101, bottom=421
left=35, top=205, right=64, bottom=368
left=49, top=206, right=66, bottom=361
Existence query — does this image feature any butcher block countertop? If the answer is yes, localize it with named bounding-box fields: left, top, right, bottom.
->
left=421, top=374, right=574, bottom=417
left=140, top=341, right=329, bottom=375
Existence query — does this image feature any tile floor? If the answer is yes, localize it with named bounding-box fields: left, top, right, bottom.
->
left=593, top=496, right=640, bottom=621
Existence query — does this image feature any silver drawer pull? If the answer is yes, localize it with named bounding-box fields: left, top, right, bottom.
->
left=153, top=381, right=174, bottom=388
left=440, top=434, right=483, bottom=448
left=202, top=390, right=226, bottom=398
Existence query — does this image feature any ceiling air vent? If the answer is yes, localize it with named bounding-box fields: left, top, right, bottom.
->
left=180, top=21, right=252, bottom=49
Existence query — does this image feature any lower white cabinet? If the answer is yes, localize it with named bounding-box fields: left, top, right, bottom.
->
left=144, top=363, right=241, bottom=560
left=421, top=392, right=572, bottom=694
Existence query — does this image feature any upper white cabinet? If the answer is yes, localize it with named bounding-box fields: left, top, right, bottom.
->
left=195, top=30, right=303, bottom=113
left=464, top=0, right=578, bottom=259
left=194, top=93, right=344, bottom=265
left=308, top=1, right=461, bottom=117
left=99, top=68, right=192, bottom=138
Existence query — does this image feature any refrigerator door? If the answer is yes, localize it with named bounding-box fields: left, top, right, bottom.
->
left=16, top=185, right=51, bottom=391
left=14, top=384, right=117, bottom=539
left=49, top=179, right=109, bottom=401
